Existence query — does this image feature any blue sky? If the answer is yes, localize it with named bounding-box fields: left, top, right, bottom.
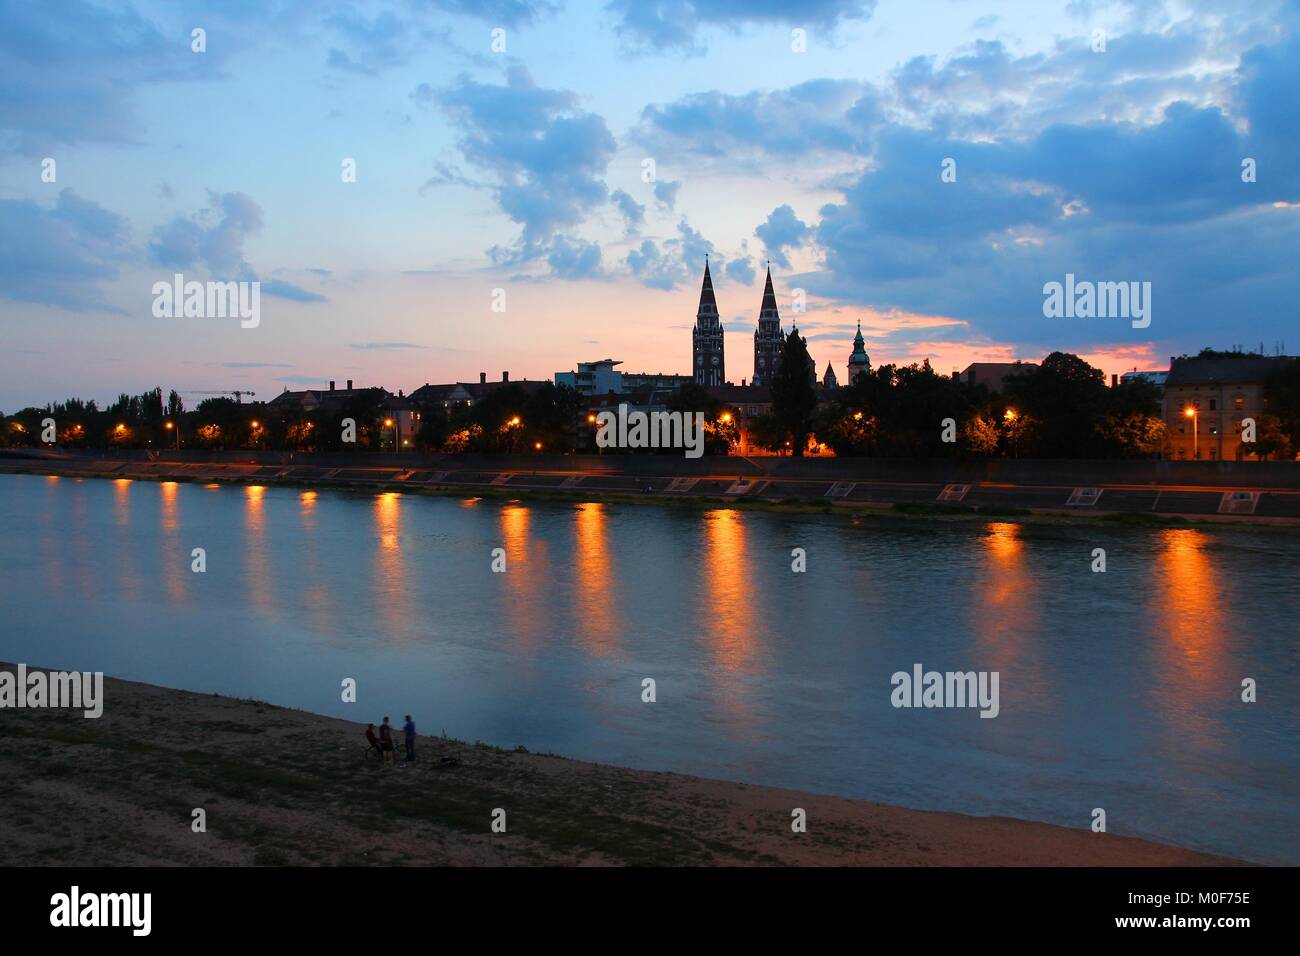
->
left=1, top=0, right=1297, bottom=409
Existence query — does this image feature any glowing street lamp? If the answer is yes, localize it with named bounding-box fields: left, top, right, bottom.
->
left=508, top=416, right=521, bottom=427
left=720, top=411, right=733, bottom=424
left=1003, top=408, right=1017, bottom=422
left=1184, top=406, right=1198, bottom=459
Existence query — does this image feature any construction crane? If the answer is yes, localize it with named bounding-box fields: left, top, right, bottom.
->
left=182, top=390, right=257, bottom=404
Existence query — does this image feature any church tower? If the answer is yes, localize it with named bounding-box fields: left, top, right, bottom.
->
left=752, top=265, right=783, bottom=386
left=848, top=319, right=870, bottom=383
left=692, top=258, right=725, bottom=387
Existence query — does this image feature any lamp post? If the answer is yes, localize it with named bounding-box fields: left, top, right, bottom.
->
left=1184, top=406, right=1198, bottom=459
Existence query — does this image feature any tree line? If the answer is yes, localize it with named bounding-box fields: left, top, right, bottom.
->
left=4, top=345, right=1298, bottom=459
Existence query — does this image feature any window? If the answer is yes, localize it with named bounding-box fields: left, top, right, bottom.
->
left=1209, top=399, right=1217, bottom=410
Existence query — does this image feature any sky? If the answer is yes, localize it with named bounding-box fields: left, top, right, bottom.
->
left=1, top=0, right=1297, bottom=410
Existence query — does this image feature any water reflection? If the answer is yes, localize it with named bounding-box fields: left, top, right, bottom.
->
left=244, top=485, right=273, bottom=615
left=160, top=482, right=187, bottom=607
left=572, top=502, right=616, bottom=654
left=1152, top=529, right=1228, bottom=704
left=699, top=509, right=758, bottom=673
left=499, top=504, right=548, bottom=646
left=373, top=493, right=409, bottom=638
left=112, top=479, right=140, bottom=600
left=298, top=491, right=333, bottom=632
left=972, top=521, right=1047, bottom=708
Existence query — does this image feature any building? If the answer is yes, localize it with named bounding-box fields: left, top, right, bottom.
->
left=621, top=370, right=693, bottom=392
left=1162, top=354, right=1294, bottom=460
left=692, top=259, right=725, bottom=387
left=823, top=363, right=839, bottom=389
left=555, top=360, right=692, bottom=396
left=266, top=379, right=383, bottom=413
left=1120, top=370, right=1169, bottom=389
left=381, top=393, right=420, bottom=450
left=555, top=359, right=624, bottom=396
left=410, top=372, right=548, bottom=416
left=752, top=267, right=783, bottom=386
left=957, top=361, right=1038, bottom=392
left=848, top=322, right=870, bottom=383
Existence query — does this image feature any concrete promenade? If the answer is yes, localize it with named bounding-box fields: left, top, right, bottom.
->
left=3, top=448, right=1299, bottom=520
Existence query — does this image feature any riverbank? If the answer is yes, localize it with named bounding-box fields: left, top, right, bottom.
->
left=0, top=665, right=1246, bottom=866
left=5, top=460, right=1300, bottom=532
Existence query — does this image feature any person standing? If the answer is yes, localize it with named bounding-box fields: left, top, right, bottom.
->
left=379, top=716, right=395, bottom=766
left=403, top=714, right=416, bottom=762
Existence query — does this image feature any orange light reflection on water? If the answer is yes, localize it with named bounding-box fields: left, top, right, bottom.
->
left=572, top=502, right=617, bottom=654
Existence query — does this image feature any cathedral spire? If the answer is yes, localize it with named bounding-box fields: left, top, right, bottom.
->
left=752, top=263, right=784, bottom=385
left=760, top=264, right=779, bottom=319
left=697, top=257, right=718, bottom=317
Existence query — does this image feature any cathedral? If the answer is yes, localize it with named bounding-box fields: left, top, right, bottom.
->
left=691, top=259, right=725, bottom=387
left=690, top=260, right=869, bottom=389
left=691, top=260, right=791, bottom=387
left=752, top=266, right=783, bottom=385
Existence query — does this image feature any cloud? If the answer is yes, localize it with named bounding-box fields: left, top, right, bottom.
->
left=726, top=256, right=756, bottom=285
left=610, top=188, right=645, bottom=235
left=653, top=179, right=681, bottom=209
left=0, top=0, right=208, bottom=156
left=637, top=79, right=875, bottom=158
left=626, top=219, right=718, bottom=290
left=606, top=0, right=876, bottom=54
left=149, top=191, right=264, bottom=277
left=415, top=0, right=559, bottom=28
left=546, top=235, right=603, bottom=279
left=349, top=342, right=429, bottom=350
left=0, top=189, right=132, bottom=311
left=262, top=279, right=327, bottom=302
left=223, top=362, right=294, bottom=368
left=755, top=205, right=810, bottom=268
left=149, top=191, right=327, bottom=301
left=427, top=66, right=617, bottom=262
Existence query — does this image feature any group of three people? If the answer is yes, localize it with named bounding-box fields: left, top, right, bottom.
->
left=366, top=715, right=416, bottom=765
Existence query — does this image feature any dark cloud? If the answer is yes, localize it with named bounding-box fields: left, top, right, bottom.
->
left=0, top=189, right=132, bottom=311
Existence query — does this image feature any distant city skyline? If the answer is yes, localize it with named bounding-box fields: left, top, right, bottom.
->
left=2, top=0, right=1297, bottom=410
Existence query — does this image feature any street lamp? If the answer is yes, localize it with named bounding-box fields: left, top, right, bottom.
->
left=1003, top=408, right=1017, bottom=421
left=1184, top=406, right=1198, bottom=459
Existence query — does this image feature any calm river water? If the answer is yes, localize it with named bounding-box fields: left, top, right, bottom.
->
left=2, top=473, right=1297, bottom=863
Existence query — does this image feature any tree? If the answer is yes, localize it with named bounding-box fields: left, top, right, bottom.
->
left=1003, top=352, right=1109, bottom=457
left=769, top=328, right=817, bottom=456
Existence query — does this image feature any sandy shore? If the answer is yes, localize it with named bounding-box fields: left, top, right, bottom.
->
left=0, top=665, right=1244, bottom=866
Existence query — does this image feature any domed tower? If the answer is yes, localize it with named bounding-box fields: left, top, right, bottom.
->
left=752, top=265, right=783, bottom=386
left=692, top=258, right=725, bottom=387
left=848, top=320, right=870, bottom=383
